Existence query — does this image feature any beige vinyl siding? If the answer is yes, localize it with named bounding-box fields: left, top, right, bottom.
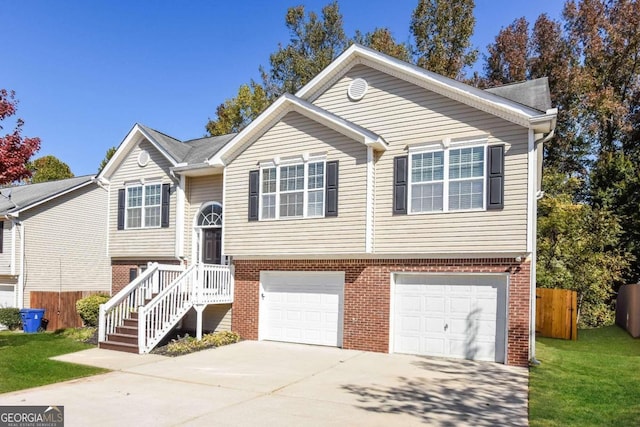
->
left=225, top=111, right=368, bottom=256
left=314, top=64, right=530, bottom=254
left=109, top=140, right=177, bottom=258
left=0, top=220, right=15, bottom=275
left=181, top=304, right=231, bottom=332
left=184, top=175, right=223, bottom=263
left=21, top=184, right=111, bottom=307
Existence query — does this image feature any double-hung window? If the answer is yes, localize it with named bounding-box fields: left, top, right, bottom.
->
left=409, top=141, right=486, bottom=213
left=126, top=183, right=162, bottom=228
left=260, top=158, right=325, bottom=220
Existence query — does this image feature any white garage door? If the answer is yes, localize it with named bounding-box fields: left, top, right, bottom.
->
left=393, top=274, right=507, bottom=363
left=0, top=285, right=15, bottom=308
left=260, top=271, right=344, bottom=347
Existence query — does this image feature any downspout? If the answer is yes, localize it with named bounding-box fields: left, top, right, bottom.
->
left=530, top=128, right=555, bottom=365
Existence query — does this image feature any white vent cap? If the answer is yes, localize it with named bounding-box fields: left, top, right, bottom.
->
left=348, top=78, right=368, bottom=101
left=138, top=150, right=150, bottom=167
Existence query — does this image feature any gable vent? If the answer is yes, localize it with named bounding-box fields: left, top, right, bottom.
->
left=347, top=78, right=368, bottom=101
left=138, top=150, right=150, bottom=167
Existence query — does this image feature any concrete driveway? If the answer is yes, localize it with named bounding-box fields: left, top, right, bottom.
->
left=0, top=341, right=528, bottom=426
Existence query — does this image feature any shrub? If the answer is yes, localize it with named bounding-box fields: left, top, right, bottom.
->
left=54, top=327, right=97, bottom=342
left=163, top=331, right=241, bottom=356
left=0, top=308, right=21, bottom=330
left=75, top=294, right=110, bottom=327
left=578, top=302, right=615, bottom=328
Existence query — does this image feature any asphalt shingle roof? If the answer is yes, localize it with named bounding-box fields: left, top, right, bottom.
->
left=0, top=175, right=94, bottom=215
left=484, top=78, right=552, bottom=112
left=182, top=133, right=237, bottom=164
left=135, top=77, right=552, bottom=170
left=137, top=124, right=191, bottom=163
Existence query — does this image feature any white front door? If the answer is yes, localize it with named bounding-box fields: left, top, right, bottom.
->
left=393, top=274, right=508, bottom=363
left=260, top=271, right=344, bottom=347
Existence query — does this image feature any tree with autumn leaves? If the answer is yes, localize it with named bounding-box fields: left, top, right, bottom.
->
left=0, top=89, right=41, bottom=185
left=482, top=0, right=640, bottom=326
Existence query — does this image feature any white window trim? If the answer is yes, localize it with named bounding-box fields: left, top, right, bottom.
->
left=258, top=155, right=327, bottom=221
left=124, top=182, right=162, bottom=229
left=408, top=139, right=488, bottom=215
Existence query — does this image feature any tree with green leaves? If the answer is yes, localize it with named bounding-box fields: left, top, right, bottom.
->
left=537, top=172, right=629, bottom=327
left=98, top=146, right=117, bottom=173
left=261, top=1, right=348, bottom=99
left=410, top=0, right=478, bottom=78
left=353, top=28, right=411, bottom=62
left=206, top=82, right=269, bottom=136
left=28, top=155, right=74, bottom=183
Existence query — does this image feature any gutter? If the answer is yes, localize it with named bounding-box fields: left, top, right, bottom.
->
left=529, top=127, right=555, bottom=365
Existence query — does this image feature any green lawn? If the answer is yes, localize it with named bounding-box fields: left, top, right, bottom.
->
left=530, top=326, right=640, bottom=426
left=0, top=331, right=108, bottom=394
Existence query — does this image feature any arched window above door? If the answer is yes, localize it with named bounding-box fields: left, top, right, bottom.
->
left=197, top=203, right=222, bottom=227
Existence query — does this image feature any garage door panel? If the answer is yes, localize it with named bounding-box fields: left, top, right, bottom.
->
left=260, top=272, right=344, bottom=347
left=424, top=316, right=445, bottom=332
left=425, top=338, right=445, bottom=355
left=425, top=296, right=445, bottom=312
left=393, top=274, right=507, bottom=363
left=399, top=315, right=421, bottom=332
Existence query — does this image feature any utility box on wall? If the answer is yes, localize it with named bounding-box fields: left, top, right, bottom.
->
left=616, top=284, right=640, bottom=338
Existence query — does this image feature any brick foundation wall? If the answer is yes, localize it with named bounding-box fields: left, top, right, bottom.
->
left=111, top=259, right=181, bottom=294
left=232, top=258, right=531, bottom=367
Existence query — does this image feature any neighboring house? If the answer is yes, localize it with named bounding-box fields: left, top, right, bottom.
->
left=0, top=176, right=111, bottom=320
left=97, top=45, right=556, bottom=366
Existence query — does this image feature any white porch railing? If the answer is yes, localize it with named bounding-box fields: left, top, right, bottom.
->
left=99, top=262, right=233, bottom=354
left=98, top=263, right=184, bottom=342
left=138, top=265, right=197, bottom=353
left=198, top=263, right=234, bottom=304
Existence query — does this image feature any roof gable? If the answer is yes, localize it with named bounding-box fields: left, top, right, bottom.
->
left=208, top=94, right=386, bottom=167
left=296, top=44, right=556, bottom=133
left=98, top=124, right=184, bottom=181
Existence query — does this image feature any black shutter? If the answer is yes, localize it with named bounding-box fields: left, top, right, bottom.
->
left=248, top=170, right=259, bottom=221
left=161, top=183, right=171, bottom=227
left=325, top=161, right=339, bottom=217
left=487, top=145, right=505, bottom=209
left=117, top=189, right=125, bottom=230
left=393, top=155, right=408, bottom=214
left=0, top=221, right=3, bottom=253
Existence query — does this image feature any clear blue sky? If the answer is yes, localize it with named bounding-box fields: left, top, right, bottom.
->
left=2, top=1, right=564, bottom=176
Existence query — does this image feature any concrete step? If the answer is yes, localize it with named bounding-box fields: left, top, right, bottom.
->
left=98, top=340, right=139, bottom=353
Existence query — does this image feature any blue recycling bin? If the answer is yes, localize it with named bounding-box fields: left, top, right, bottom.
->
left=19, top=308, right=45, bottom=333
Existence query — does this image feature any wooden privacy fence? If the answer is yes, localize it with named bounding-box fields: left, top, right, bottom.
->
left=30, top=291, right=103, bottom=331
left=536, top=288, right=578, bottom=340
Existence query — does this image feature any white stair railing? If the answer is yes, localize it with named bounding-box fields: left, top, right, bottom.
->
left=138, top=265, right=197, bottom=353
left=98, top=263, right=184, bottom=342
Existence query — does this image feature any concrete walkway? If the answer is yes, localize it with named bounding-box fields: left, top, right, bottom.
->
left=0, top=341, right=529, bottom=426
